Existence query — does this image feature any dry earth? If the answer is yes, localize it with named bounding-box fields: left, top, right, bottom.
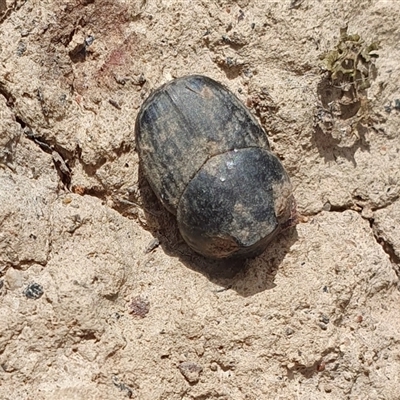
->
left=1, top=0, right=400, bottom=399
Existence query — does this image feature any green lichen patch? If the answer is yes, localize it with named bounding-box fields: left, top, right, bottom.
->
left=320, top=26, right=380, bottom=92
left=315, top=26, right=380, bottom=147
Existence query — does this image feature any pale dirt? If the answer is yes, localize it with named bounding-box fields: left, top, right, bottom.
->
left=1, top=1, right=400, bottom=399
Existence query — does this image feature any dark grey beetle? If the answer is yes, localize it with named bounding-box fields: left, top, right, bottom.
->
left=135, top=75, right=295, bottom=259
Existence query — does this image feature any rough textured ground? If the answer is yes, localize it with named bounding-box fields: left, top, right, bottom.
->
left=1, top=0, right=400, bottom=399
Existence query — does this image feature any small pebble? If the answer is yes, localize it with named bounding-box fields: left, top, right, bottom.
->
left=318, top=323, right=328, bottom=331
left=145, top=238, right=160, bottom=254
left=178, top=361, right=203, bottom=383
left=23, top=283, right=44, bottom=300
left=322, top=202, right=331, bottom=211
left=355, top=315, right=363, bottom=323
left=129, top=296, right=150, bottom=318
left=285, top=327, right=294, bottom=336
left=320, top=315, right=330, bottom=324
left=317, top=361, right=326, bottom=372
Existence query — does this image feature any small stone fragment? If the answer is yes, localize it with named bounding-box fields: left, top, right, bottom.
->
left=285, top=327, right=294, bottom=336
left=144, top=237, right=160, bottom=254
left=317, top=361, right=326, bottom=372
left=23, top=283, right=44, bottom=300
left=128, top=296, right=150, bottom=318
left=178, top=361, right=203, bottom=383
left=318, top=323, right=328, bottom=331
left=112, top=376, right=133, bottom=398
left=320, top=315, right=330, bottom=324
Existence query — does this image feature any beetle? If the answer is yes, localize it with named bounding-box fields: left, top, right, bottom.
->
left=135, top=75, right=295, bottom=259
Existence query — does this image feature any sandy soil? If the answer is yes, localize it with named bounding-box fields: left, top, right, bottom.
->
left=1, top=0, right=400, bottom=399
